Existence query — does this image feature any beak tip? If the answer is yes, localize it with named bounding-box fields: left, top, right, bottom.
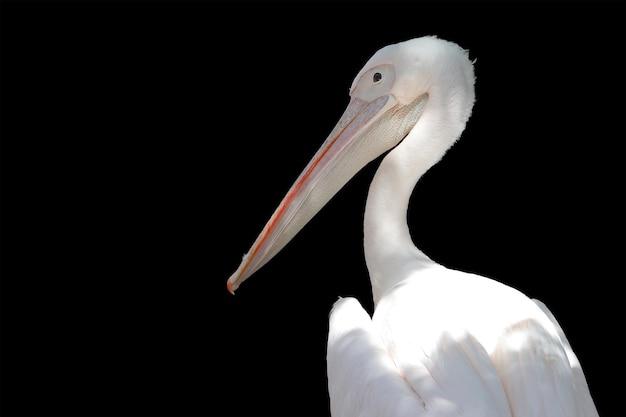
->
left=227, top=278, right=236, bottom=295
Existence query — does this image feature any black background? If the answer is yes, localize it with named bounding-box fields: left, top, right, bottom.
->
left=1, top=1, right=624, bottom=416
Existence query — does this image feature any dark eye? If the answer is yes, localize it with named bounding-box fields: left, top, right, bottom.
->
left=372, top=72, right=382, bottom=83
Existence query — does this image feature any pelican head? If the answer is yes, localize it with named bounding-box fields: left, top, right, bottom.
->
left=227, top=36, right=475, bottom=293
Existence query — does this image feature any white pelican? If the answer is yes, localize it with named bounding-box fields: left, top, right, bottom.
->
left=227, top=37, right=598, bottom=416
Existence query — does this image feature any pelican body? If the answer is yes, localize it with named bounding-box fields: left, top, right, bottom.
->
left=227, top=37, right=598, bottom=417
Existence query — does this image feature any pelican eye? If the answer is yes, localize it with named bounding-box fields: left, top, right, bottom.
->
left=372, top=72, right=382, bottom=83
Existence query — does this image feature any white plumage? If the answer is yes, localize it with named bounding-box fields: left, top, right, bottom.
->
left=228, top=37, right=598, bottom=416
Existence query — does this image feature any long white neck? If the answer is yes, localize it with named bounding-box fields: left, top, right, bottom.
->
left=364, top=80, right=474, bottom=306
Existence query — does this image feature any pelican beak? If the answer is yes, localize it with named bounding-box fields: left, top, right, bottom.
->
left=227, top=92, right=428, bottom=293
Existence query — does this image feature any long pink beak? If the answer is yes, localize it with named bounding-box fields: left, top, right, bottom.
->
left=227, top=91, right=427, bottom=293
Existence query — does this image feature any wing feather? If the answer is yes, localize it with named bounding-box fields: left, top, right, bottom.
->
left=532, top=299, right=599, bottom=417
left=492, top=318, right=580, bottom=417
left=328, top=297, right=511, bottom=417
left=417, top=330, right=512, bottom=416
left=327, top=297, right=426, bottom=417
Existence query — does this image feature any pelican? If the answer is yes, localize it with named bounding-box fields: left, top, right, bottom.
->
left=227, top=37, right=598, bottom=416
